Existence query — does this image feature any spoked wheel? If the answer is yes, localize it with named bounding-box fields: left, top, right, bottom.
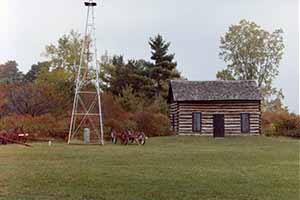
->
left=138, top=133, right=146, bottom=145
left=111, top=132, right=117, bottom=144
left=111, top=136, right=117, bottom=144
left=0, top=138, right=7, bottom=145
left=121, top=133, right=129, bottom=145
left=129, top=138, right=134, bottom=144
left=122, top=137, right=129, bottom=145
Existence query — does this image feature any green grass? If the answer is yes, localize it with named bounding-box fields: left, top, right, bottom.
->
left=0, top=136, right=299, bottom=200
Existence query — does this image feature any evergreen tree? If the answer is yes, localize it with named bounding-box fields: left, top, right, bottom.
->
left=149, top=34, right=180, bottom=98
left=100, top=56, right=155, bottom=98
left=24, top=61, right=50, bottom=82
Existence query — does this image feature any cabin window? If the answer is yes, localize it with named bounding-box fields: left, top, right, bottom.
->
left=241, top=113, right=250, bottom=133
left=192, top=112, right=202, bottom=132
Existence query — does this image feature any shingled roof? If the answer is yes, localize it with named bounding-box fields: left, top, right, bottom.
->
left=169, top=80, right=261, bottom=101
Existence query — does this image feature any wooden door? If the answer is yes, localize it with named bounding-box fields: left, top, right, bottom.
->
left=213, top=114, right=224, bottom=137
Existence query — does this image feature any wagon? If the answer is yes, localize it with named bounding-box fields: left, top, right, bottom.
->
left=110, top=129, right=146, bottom=145
left=0, top=128, right=31, bottom=147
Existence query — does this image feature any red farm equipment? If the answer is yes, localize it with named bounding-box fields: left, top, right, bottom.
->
left=0, top=127, right=32, bottom=147
left=110, top=129, right=146, bottom=145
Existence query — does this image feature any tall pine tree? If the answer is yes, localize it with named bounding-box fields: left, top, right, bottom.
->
left=149, top=34, right=180, bottom=98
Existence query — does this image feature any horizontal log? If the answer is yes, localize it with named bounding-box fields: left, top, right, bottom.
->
left=179, top=103, right=259, bottom=106
left=178, top=112, right=261, bottom=116
left=177, top=128, right=261, bottom=133
left=177, top=110, right=261, bottom=113
left=179, top=110, right=260, bottom=114
left=176, top=113, right=261, bottom=117
left=176, top=118, right=260, bottom=123
left=178, top=121, right=259, bottom=125
left=178, top=102, right=259, bottom=106
left=179, top=107, right=259, bottom=111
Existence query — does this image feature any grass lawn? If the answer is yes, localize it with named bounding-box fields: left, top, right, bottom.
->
left=0, top=136, right=299, bottom=200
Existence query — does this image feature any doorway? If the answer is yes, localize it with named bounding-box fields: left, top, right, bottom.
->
left=213, top=114, right=224, bottom=137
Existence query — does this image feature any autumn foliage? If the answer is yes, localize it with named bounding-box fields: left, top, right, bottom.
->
left=0, top=87, right=172, bottom=140
left=102, top=93, right=172, bottom=137
left=2, top=83, right=70, bottom=117
left=0, top=114, right=69, bottom=139
left=262, top=112, right=300, bottom=138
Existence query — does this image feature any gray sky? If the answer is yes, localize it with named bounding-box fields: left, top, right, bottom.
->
left=1, top=0, right=299, bottom=113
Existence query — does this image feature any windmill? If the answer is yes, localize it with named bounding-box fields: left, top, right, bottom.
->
left=68, top=0, right=104, bottom=145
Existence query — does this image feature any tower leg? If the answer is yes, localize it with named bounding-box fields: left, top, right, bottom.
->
left=68, top=1, right=104, bottom=145
left=96, top=83, right=104, bottom=145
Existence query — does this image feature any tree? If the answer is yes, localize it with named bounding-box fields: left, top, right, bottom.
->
left=43, top=30, right=83, bottom=75
left=0, top=85, right=7, bottom=117
left=0, top=61, right=23, bottom=84
left=261, top=86, right=288, bottom=112
left=4, top=83, right=70, bottom=117
left=24, top=61, right=50, bottom=82
left=216, top=69, right=235, bottom=80
left=117, top=86, right=144, bottom=112
left=217, top=20, right=285, bottom=111
left=36, top=67, right=74, bottom=99
left=149, top=34, right=180, bottom=98
left=100, top=55, right=155, bottom=98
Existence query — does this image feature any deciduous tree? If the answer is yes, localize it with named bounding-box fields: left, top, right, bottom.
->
left=5, top=83, right=70, bottom=117
left=24, top=61, right=50, bottom=82
left=43, top=30, right=83, bottom=75
left=0, top=61, right=23, bottom=84
left=217, top=20, right=285, bottom=111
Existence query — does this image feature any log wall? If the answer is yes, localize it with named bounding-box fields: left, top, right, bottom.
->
left=170, top=100, right=261, bottom=135
left=169, top=102, right=179, bottom=132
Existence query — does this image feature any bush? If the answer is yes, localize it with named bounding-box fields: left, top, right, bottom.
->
left=0, top=91, right=173, bottom=140
left=0, top=114, right=69, bottom=140
left=262, top=112, right=300, bottom=138
left=101, top=92, right=172, bottom=137
left=133, top=112, right=172, bottom=137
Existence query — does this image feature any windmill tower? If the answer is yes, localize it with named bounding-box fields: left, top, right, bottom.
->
left=68, top=0, right=104, bottom=145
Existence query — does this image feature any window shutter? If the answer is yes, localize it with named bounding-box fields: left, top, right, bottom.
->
left=241, top=113, right=250, bottom=133
left=192, top=112, right=202, bottom=132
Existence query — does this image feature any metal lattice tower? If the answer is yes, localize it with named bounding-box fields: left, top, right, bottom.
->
left=68, top=0, right=104, bottom=145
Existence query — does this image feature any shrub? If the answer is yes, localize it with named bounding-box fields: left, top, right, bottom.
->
left=262, top=112, right=300, bottom=138
left=101, top=92, right=172, bottom=137
left=0, top=91, right=173, bottom=140
left=133, top=112, right=172, bottom=137
left=0, top=114, right=69, bottom=140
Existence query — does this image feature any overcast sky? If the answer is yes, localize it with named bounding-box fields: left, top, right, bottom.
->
left=0, top=0, right=299, bottom=113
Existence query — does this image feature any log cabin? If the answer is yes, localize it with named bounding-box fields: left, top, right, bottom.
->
left=168, top=80, right=262, bottom=137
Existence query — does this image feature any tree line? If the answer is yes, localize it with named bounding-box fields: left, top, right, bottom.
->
left=0, top=19, right=290, bottom=138
left=0, top=31, right=183, bottom=137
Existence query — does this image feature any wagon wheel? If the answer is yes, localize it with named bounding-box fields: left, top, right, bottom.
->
left=129, top=138, right=134, bottom=144
left=111, top=136, right=117, bottom=144
left=110, top=131, right=117, bottom=144
left=0, top=138, right=7, bottom=145
left=121, top=133, right=129, bottom=145
left=138, top=132, right=146, bottom=145
left=123, top=135, right=129, bottom=145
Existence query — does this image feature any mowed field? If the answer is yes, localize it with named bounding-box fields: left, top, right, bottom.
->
left=0, top=136, right=299, bottom=200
